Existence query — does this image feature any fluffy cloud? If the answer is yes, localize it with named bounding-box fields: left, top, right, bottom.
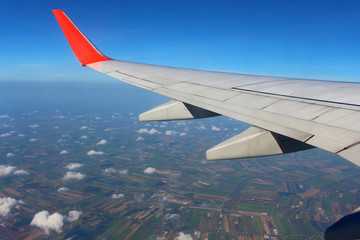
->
left=119, top=169, right=128, bottom=175
left=6, top=153, right=14, bottom=157
left=96, top=139, right=108, bottom=145
left=144, top=167, right=156, bottom=174
left=0, top=165, right=16, bottom=177
left=65, top=163, right=84, bottom=170
left=175, top=232, right=193, bottom=240
left=0, top=133, right=11, bottom=137
left=198, top=125, right=206, bottom=130
left=66, top=210, right=82, bottom=222
left=80, top=126, right=87, bottom=130
left=17, top=133, right=25, bottom=137
left=29, top=124, right=39, bottom=128
left=112, top=193, right=124, bottom=199
left=136, top=136, right=144, bottom=141
left=30, top=211, right=64, bottom=234
left=30, top=209, right=82, bottom=234
left=211, top=125, right=220, bottom=131
left=0, top=197, right=22, bottom=217
left=57, top=187, right=69, bottom=192
left=59, top=150, right=68, bottom=154
left=165, top=130, right=177, bottom=136
left=29, top=138, right=37, bottom=142
left=0, top=114, right=9, bottom=118
left=135, top=193, right=145, bottom=202
left=80, top=135, right=88, bottom=139
left=103, top=168, right=116, bottom=174
left=104, top=168, right=128, bottom=175
left=87, top=150, right=105, bottom=156
left=138, top=128, right=159, bottom=135
left=180, top=132, right=187, bottom=136
left=0, top=165, right=28, bottom=177
left=63, top=172, right=85, bottom=181
left=13, top=169, right=29, bottom=175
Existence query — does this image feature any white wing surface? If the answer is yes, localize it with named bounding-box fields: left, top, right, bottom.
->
left=53, top=10, right=360, bottom=167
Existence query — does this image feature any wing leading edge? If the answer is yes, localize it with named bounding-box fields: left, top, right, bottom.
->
left=53, top=10, right=360, bottom=167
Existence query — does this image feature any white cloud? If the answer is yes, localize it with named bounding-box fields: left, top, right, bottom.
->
left=17, top=133, right=25, bottom=137
left=63, top=172, right=85, bottom=181
left=144, top=167, right=156, bottom=174
left=6, top=153, right=14, bottom=157
left=165, top=130, right=177, bottom=136
left=175, top=232, right=193, bottom=240
left=87, top=150, right=105, bottom=156
left=138, top=128, right=160, bottom=135
left=0, top=114, right=9, bottom=118
left=59, top=150, right=68, bottom=154
left=14, top=169, right=29, bottom=175
left=66, top=210, right=82, bottom=222
left=30, top=210, right=64, bottom=234
left=96, top=139, right=108, bottom=145
left=136, top=136, right=144, bottom=141
left=0, top=165, right=28, bottom=177
left=0, top=165, right=16, bottom=177
left=57, top=187, right=69, bottom=192
left=211, top=125, right=220, bottom=131
left=0, top=197, right=22, bottom=217
left=0, top=133, right=11, bottom=137
left=104, top=168, right=128, bottom=175
left=103, top=167, right=116, bottom=174
left=80, top=126, right=87, bottom=130
left=179, top=132, right=187, bottom=136
left=112, top=193, right=124, bottom=199
left=65, top=163, right=83, bottom=170
left=29, top=138, right=37, bottom=142
left=80, top=135, right=88, bottom=139
left=29, top=124, right=39, bottom=128
left=165, top=213, right=181, bottom=221
left=135, top=193, right=145, bottom=202
left=198, top=125, right=206, bottom=130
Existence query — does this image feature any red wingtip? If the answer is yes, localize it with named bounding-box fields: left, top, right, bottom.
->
left=52, top=10, right=112, bottom=66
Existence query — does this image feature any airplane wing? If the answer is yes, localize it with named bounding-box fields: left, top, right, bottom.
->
left=53, top=10, right=360, bottom=167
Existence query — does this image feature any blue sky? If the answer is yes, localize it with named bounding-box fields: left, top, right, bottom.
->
left=1, top=0, right=360, bottom=82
